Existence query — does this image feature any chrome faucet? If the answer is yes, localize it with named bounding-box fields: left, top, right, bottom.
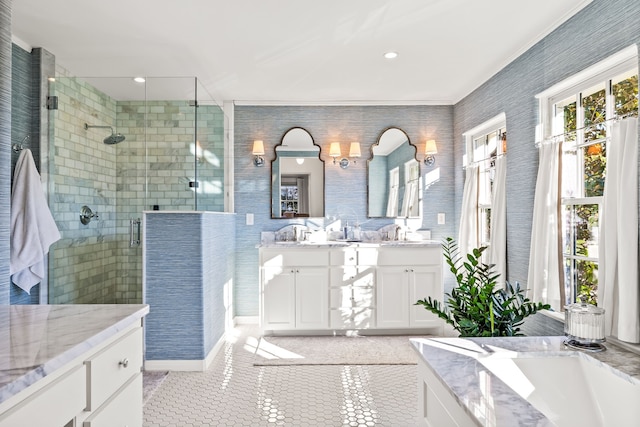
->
left=394, top=225, right=402, bottom=241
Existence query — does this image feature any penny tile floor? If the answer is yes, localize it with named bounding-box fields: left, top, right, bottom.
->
left=144, top=325, right=419, bottom=426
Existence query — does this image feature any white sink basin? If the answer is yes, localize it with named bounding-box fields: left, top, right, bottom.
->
left=481, top=354, right=640, bottom=426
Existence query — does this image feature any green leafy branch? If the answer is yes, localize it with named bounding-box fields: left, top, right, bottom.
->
left=415, top=237, right=550, bottom=337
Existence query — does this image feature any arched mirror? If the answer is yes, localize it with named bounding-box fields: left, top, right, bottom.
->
left=368, top=127, right=421, bottom=218
left=271, top=127, right=325, bottom=219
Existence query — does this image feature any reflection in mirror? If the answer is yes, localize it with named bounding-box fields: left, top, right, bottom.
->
left=271, top=127, right=325, bottom=219
left=368, top=127, right=420, bottom=218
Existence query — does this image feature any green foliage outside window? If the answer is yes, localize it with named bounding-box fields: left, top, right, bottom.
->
left=561, top=74, right=638, bottom=306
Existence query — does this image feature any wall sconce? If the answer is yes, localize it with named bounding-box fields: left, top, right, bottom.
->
left=252, top=140, right=265, bottom=167
left=329, top=141, right=361, bottom=169
left=424, top=139, right=437, bottom=166
left=349, top=142, right=361, bottom=164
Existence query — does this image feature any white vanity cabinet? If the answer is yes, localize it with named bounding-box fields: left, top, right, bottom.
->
left=329, top=247, right=378, bottom=329
left=376, top=247, right=443, bottom=331
left=259, top=243, right=443, bottom=333
left=260, top=248, right=329, bottom=330
left=0, top=308, right=146, bottom=427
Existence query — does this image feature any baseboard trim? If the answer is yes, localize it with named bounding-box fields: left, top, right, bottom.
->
left=144, top=332, right=227, bottom=372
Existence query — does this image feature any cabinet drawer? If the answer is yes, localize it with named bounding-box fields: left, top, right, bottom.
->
left=330, top=248, right=378, bottom=266
left=83, top=372, right=142, bottom=427
left=85, top=327, right=143, bottom=411
left=0, top=364, right=86, bottom=426
left=330, top=308, right=375, bottom=329
left=261, top=249, right=329, bottom=266
left=330, top=266, right=375, bottom=288
left=330, top=286, right=374, bottom=308
left=378, top=247, right=441, bottom=265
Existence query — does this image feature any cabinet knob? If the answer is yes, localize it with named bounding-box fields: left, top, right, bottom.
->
left=405, top=269, right=409, bottom=273
left=119, top=358, right=129, bottom=368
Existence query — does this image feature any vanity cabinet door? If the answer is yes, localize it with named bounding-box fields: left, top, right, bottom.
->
left=295, top=267, right=329, bottom=330
left=376, top=265, right=443, bottom=330
left=261, top=267, right=296, bottom=330
left=376, top=267, right=411, bottom=328
left=261, top=266, right=328, bottom=330
left=410, top=266, right=442, bottom=328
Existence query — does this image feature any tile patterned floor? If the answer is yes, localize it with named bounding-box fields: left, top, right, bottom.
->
left=143, top=325, right=419, bottom=426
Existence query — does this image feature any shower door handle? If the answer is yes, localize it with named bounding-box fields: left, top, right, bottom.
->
left=130, top=218, right=141, bottom=247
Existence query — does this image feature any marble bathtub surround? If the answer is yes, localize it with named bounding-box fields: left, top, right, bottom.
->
left=0, top=304, right=149, bottom=403
left=411, top=335, right=640, bottom=426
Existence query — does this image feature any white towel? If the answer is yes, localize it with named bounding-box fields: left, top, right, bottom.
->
left=10, top=149, right=61, bottom=294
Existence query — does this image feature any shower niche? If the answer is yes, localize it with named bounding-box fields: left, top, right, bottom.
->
left=46, top=76, right=227, bottom=305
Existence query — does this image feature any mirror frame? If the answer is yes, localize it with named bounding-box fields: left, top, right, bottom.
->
left=271, top=127, right=325, bottom=219
left=367, top=127, right=420, bottom=218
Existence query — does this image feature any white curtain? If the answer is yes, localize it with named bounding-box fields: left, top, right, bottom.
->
left=488, top=156, right=507, bottom=288
left=458, top=165, right=479, bottom=258
left=599, top=117, right=639, bottom=343
left=527, top=139, right=561, bottom=310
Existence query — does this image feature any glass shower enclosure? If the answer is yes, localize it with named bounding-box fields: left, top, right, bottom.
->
left=46, top=76, right=226, bottom=304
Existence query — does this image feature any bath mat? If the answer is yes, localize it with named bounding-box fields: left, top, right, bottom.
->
left=253, top=334, right=425, bottom=366
left=143, top=370, right=169, bottom=404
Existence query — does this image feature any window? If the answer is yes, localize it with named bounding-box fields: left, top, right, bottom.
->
left=540, top=50, right=638, bottom=306
left=463, top=115, right=507, bottom=249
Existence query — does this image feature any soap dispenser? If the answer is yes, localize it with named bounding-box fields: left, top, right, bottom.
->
left=353, top=222, right=361, bottom=241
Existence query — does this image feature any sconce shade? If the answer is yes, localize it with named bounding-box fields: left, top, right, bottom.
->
left=329, top=142, right=341, bottom=158
left=252, top=140, right=265, bottom=155
left=425, top=139, right=438, bottom=154
left=349, top=142, right=361, bottom=158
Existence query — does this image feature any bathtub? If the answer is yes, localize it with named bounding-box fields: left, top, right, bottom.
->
left=411, top=336, right=640, bottom=427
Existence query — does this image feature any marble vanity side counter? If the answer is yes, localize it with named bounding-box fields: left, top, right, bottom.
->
left=410, top=336, right=640, bottom=427
left=0, top=304, right=149, bottom=404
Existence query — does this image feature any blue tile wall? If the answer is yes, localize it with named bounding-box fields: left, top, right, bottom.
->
left=10, top=44, right=40, bottom=304
left=0, top=0, right=11, bottom=304
left=453, top=0, right=640, bottom=287
left=234, top=105, right=455, bottom=316
left=144, top=212, right=235, bottom=361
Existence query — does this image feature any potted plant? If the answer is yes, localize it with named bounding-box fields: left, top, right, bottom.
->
left=415, top=237, right=550, bottom=337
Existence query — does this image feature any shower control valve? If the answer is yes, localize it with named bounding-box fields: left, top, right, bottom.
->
left=80, top=205, right=99, bottom=225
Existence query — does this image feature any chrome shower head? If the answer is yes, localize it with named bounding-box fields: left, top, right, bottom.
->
left=104, top=133, right=126, bottom=145
left=84, top=123, right=126, bottom=145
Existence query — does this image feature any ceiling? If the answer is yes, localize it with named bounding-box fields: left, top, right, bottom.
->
left=11, top=0, right=592, bottom=105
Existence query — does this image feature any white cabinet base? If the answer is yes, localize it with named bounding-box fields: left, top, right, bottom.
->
left=260, top=245, right=443, bottom=335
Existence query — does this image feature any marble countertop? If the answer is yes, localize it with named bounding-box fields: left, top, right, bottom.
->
left=410, top=336, right=640, bottom=426
left=258, top=240, right=441, bottom=248
left=0, top=304, right=149, bottom=404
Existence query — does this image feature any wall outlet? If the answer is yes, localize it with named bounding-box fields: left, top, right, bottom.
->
left=437, top=213, right=445, bottom=225
left=246, top=213, right=254, bottom=225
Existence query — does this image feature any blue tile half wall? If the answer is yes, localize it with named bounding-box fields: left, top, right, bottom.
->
left=144, top=211, right=236, bottom=369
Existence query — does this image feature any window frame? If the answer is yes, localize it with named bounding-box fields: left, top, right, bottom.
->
left=463, top=113, right=507, bottom=249
left=536, top=45, right=638, bottom=307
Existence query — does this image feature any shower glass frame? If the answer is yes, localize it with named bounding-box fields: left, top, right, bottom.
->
left=46, top=76, right=226, bottom=304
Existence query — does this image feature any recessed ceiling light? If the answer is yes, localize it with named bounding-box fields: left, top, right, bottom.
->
left=133, top=77, right=146, bottom=83
left=383, top=51, right=398, bottom=59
